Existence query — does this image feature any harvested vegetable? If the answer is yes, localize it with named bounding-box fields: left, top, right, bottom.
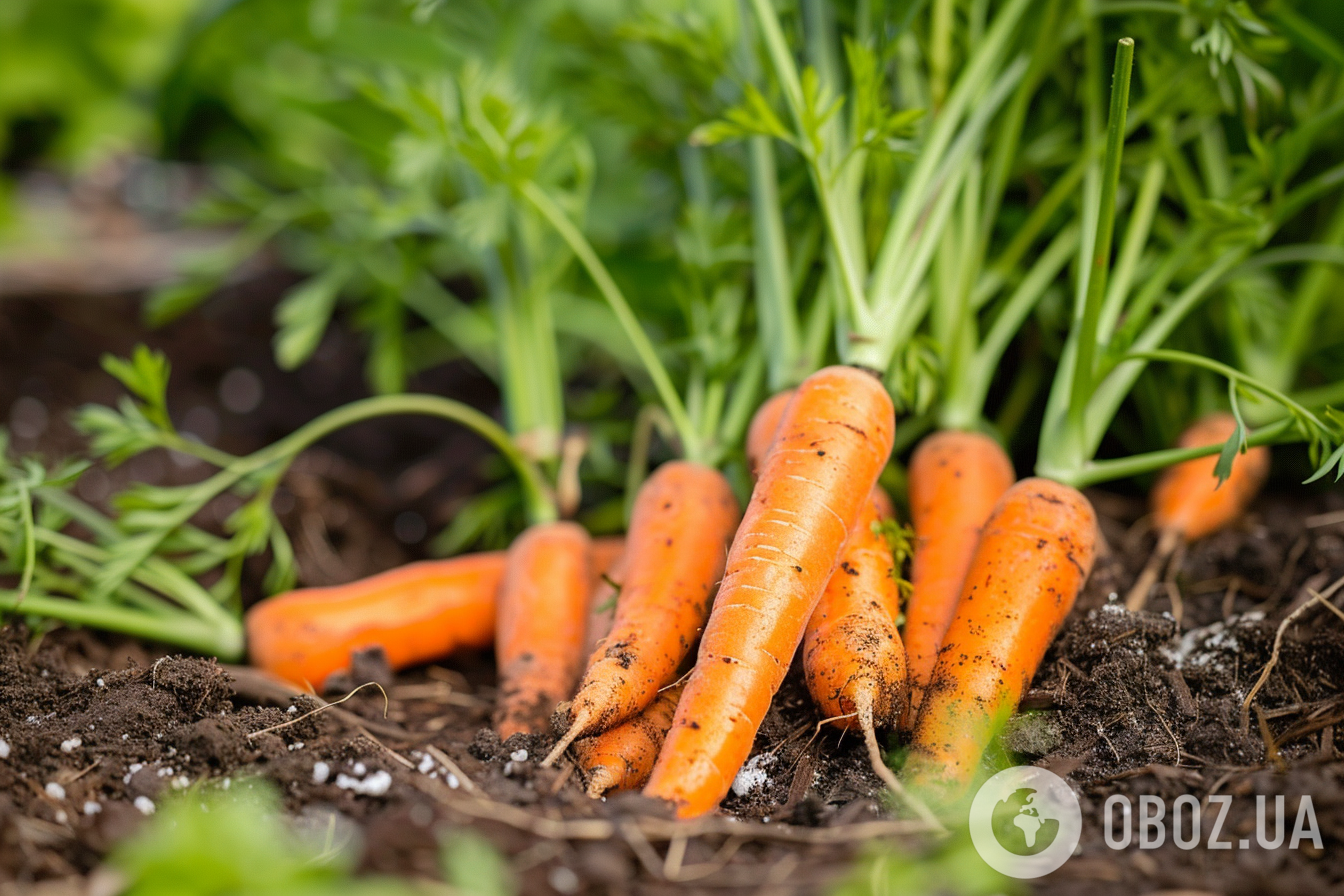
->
left=577, top=681, right=685, bottom=798
left=906, top=478, right=1097, bottom=793
left=903, top=431, right=1015, bottom=722
left=494, top=522, right=592, bottom=739
left=544, top=461, right=739, bottom=766
left=1125, top=413, right=1271, bottom=609
left=802, top=487, right=902, bottom=731
left=644, top=365, right=895, bottom=817
left=245, top=552, right=505, bottom=689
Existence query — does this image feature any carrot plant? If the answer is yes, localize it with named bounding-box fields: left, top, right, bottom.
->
left=0, top=345, right=555, bottom=660
left=908, top=30, right=1344, bottom=795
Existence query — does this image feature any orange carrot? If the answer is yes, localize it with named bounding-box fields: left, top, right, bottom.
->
left=803, top=488, right=903, bottom=732
left=745, top=390, right=795, bottom=476
left=906, top=478, right=1096, bottom=795
left=576, top=681, right=685, bottom=798
left=644, top=366, right=895, bottom=818
left=245, top=553, right=505, bottom=689
left=802, top=487, right=943, bottom=822
left=903, top=431, right=1016, bottom=723
left=494, top=522, right=592, bottom=740
left=1126, top=413, right=1271, bottom=610
left=543, top=462, right=740, bottom=765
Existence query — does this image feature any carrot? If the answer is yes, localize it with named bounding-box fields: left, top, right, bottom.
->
left=644, top=365, right=895, bottom=818
left=494, top=521, right=592, bottom=740
left=1125, top=413, right=1271, bottom=610
left=745, top=390, right=795, bottom=476
left=542, top=461, right=740, bottom=766
left=802, top=487, right=942, bottom=823
left=903, top=431, right=1016, bottom=723
left=245, top=552, right=505, bottom=689
left=576, top=681, right=685, bottom=798
left=905, top=478, right=1096, bottom=795
left=802, top=488, right=903, bottom=731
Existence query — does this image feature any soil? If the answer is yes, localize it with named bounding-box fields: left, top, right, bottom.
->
left=3, top=186, right=1344, bottom=894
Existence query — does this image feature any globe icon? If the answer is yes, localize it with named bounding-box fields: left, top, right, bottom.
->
left=990, top=787, right=1061, bottom=856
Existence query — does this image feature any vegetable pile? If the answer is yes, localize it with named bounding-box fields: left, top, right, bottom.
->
left=3, top=0, right=1344, bottom=849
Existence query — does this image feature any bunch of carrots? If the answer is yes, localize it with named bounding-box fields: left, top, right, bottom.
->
left=245, top=366, right=1271, bottom=818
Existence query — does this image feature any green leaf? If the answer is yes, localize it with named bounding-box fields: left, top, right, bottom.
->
left=440, top=830, right=516, bottom=896
left=273, top=267, right=349, bottom=371
left=1213, top=380, right=1249, bottom=485
left=101, top=347, right=173, bottom=432
left=144, top=279, right=218, bottom=327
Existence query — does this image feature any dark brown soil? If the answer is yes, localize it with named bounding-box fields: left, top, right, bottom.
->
left=4, top=490, right=1341, bottom=895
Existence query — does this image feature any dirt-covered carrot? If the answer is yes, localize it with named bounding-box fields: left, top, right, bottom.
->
left=803, top=489, right=903, bottom=732
left=245, top=553, right=505, bottom=689
left=542, top=462, right=740, bottom=766
left=494, top=522, right=592, bottom=739
left=745, top=390, right=795, bottom=476
left=1125, top=413, right=1271, bottom=610
left=644, top=366, right=895, bottom=818
left=577, top=681, right=685, bottom=798
left=801, top=487, right=943, bottom=823
left=906, top=478, right=1096, bottom=795
left=903, top=431, right=1016, bottom=722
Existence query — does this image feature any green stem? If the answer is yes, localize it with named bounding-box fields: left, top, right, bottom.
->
left=749, top=137, right=801, bottom=391
left=520, top=180, right=700, bottom=463
left=1124, top=350, right=1325, bottom=426
left=260, top=393, right=556, bottom=523
left=1063, top=417, right=1298, bottom=488
left=749, top=0, right=873, bottom=347
left=1082, top=247, right=1248, bottom=455
left=1272, top=200, right=1344, bottom=390
left=0, top=590, right=244, bottom=660
left=1067, top=38, right=1134, bottom=446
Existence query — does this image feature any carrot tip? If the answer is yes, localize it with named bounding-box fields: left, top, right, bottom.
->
left=584, top=766, right=614, bottom=798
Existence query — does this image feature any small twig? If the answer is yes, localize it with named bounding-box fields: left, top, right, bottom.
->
left=1221, top=576, right=1241, bottom=620
left=1305, top=509, right=1344, bottom=528
left=1144, top=695, right=1182, bottom=766
left=1096, top=724, right=1121, bottom=763
left=669, top=836, right=746, bottom=882
left=548, top=761, right=576, bottom=796
left=1266, top=535, right=1310, bottom=608
left=1255, top=705, right=1285, bottom=771
left=1126, top=528, right=1181, bottom=611
left=246, top=682, right=388, bottom=740
left=424, top=744, right=480, bottom=794
left=1241, top=576, right=1344, bottom=724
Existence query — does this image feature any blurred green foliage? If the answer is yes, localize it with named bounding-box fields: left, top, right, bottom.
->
left=111, top=779, right=515, bottom=896
left=0, top=0, right=199, bottom=174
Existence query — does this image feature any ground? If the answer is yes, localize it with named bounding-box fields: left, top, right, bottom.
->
left=2, top=284, right=1342, bottom=895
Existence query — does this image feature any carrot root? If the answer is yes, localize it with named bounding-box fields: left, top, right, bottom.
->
left=576, top=681, right=685, bottom=797
left=245, top=552, right=505, bottom=689
left=543, top=461, right=739, bottom=767
left=493, top=522, right=592, bottom=740
left=802, top=487, right=906, bottom=731
left=906, top=478, right=1097, bottom=798
left=902, top=431, right=1015, bottom=727
left=1127, top=413, right=1270, bottom=611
